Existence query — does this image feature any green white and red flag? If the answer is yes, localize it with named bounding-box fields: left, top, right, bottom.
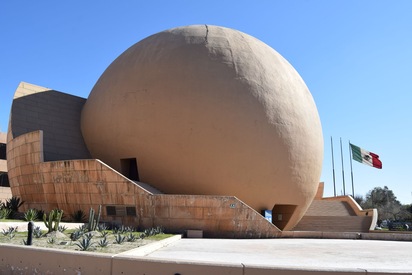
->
left=350, top=143, right=382, bottom=169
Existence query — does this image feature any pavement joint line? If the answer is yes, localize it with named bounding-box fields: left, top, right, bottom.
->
left=113, top=234, right=182, bottom=257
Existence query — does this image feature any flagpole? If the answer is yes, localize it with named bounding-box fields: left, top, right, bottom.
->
left=340, top=137, right=346, bottom=196
left=331, top=136, right=336, bottom=197
left=349, top=141, right=355, bottom=197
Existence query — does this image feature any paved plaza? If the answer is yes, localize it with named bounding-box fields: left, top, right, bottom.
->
left=3, top=222, right=412, bottom=273
left=143, top=238, right=412, bottom=273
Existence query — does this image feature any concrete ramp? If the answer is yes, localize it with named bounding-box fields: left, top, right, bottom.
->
left=133, top=181, right=163, bottom=194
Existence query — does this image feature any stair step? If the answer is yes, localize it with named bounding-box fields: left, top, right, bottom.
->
left=294, top=216, right=372, bottom=232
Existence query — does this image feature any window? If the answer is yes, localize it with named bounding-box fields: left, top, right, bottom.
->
left=106, top=205, right=137, bottom=217
left=0, top=143, right=6, bottom=160
left=106, top=206, right=116, bottom=216
left=0, top=173, right=9, bottom=187
left=126, top=207, right=137, bottom=217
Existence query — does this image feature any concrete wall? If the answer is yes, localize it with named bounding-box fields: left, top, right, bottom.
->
left=6, top=130, right=280, bottom=238
left=0, top=187, right=12, bottom=202
left=0, top=243, right=399, bottom=275
left=9, top=82, right=90, bottom=161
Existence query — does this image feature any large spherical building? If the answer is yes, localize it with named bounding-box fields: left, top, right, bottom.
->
left=81, top=25, right=323, bottom=230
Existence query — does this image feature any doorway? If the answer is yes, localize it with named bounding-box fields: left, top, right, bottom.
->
left=272, top=204, right=297, bottom=230
left=120, top=158, right=140, bottom=181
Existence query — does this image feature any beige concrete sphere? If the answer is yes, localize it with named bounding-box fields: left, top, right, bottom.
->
left=81, top=25, right=323, bottom=230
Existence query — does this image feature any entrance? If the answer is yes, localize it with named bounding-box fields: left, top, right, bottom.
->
left=120, top=158, right=140, bottom=181
left=272, top=204, right=297, bottom=230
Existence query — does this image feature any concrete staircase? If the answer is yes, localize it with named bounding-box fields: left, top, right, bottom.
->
left=293, top=200, right=372, bottom=232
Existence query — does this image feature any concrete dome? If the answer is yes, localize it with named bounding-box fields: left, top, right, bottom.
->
left=81, top=25, right=323, bottom=230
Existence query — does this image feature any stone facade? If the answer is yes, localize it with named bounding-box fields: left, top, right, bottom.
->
left=7, top=129, right=279, bottom=237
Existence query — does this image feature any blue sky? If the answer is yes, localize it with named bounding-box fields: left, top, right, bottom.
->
left=1, top=1, right=411, bottom=204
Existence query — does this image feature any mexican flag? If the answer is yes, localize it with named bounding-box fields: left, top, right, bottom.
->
left=350, top=143, right=382, bottom=169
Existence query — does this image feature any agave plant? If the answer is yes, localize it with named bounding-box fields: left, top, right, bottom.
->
left=24, top=209, right=38, bottom=221
left=0, top=208, right=11, bottom=219
left=126, top=233, right=137, bottom=242
left=99, top=230, right=109, bottom=238
left=2, top=226, right=17, bottom=236
left=114, top=233, right=126, bottom=244
left=71, top=209, right=87, bottom=223
left=76, top=236, right=95, bottom=251
left=47, top=237, right=55, bottom=244
left=33, top=226, right=43, bottom=238
left=70, top=230, right=83, bottom=241
left=58, top=225, right=68, bottom=233
left=2, top=226, right=17, bottom=239
left=84, top=232, right=94, bottom=241
left=98, top=223, right=108, bottom=232
left=4, top=196, right=24, bottom=212
left=98, top=237, right=109, bottom=248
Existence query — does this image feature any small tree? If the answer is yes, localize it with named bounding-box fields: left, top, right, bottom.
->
left=361, top=186, right=402, bottom=221
left=353, top=194, right=364, bottom=205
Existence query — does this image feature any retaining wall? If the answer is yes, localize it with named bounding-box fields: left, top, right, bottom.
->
left=0, top=242, right=402, bottom=275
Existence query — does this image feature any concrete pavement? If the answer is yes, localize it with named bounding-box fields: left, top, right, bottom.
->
left=143, top=238, right=412, bottom=273
left=2, top=221, right=412, bottom=273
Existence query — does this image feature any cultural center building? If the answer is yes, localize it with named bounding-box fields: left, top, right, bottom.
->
left=5, top=25, right=376, bottom=237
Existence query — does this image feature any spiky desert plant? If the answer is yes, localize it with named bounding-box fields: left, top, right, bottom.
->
left=70, top=230, right=83, bottom=241
left=24, top=209, right=38, bottom=221
left=114, top=233, right=126, bottom=244
left=33, top=226, right=43, bottom=238
left=87, top=205, right=102, bottom=232
left=43, top=209, right=64, bottom=233
left=126, top=232, right=137, bottom=242
left=4, top=196, right=24, bottom=212
left=71, top=209, right=86, bottom=223
left=0, top=208, right=11, bottom=219
left=2, top=226, right=17, bottom=239
left=58, top=225, right=67, bottom=233
left=98, top=237, right=109, bottom=248
left=76, top=236, right=95, bottom=251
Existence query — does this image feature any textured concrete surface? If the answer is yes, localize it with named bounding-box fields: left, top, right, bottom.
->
left=144, top=238, right=412, bottom=273
left=82, top=25, right=323, bottom=230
